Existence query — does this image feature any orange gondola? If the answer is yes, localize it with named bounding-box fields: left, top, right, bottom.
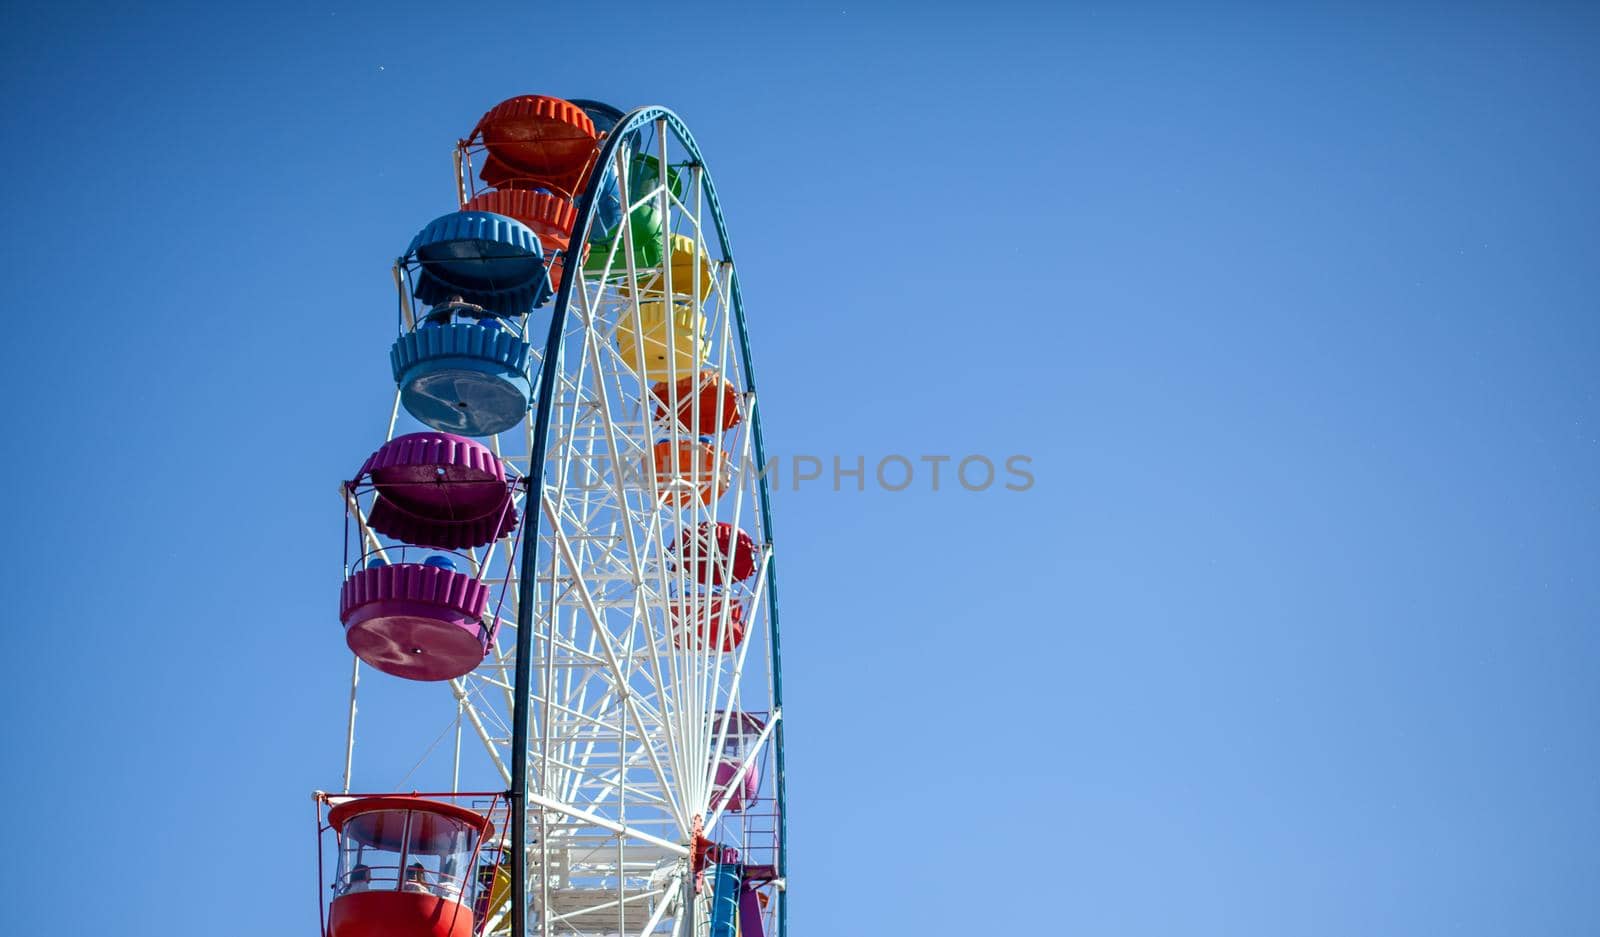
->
left=468, top=95, right=597, bottom=195
left=652, top=369, right=744, bottom=436
left=647, top=438, right=731, bottom=506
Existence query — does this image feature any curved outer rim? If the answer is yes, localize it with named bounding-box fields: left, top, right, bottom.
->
left=508, top=106, right=787, bottom=937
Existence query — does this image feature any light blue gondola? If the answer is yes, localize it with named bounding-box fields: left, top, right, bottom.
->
left=390, top=309, right=533, bottom=436
left=407, top=210, right=550, bottom=314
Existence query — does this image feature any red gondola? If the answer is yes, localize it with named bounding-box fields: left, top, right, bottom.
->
left=321, top=795, right=499, bottom=937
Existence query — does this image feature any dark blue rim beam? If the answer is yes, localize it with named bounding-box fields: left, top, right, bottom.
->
left=508, top=105, right=787, bottom=937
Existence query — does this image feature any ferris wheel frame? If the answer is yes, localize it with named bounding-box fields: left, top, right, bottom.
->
left=332, top=101, right=788, bottom=937
left=504, top=105, right=788, bottom=937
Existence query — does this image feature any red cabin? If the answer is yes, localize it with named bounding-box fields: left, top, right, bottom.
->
left=324, top=795, right=498, bottom=937
left=668, top=592, right=746, bottom=651
left=676, top=522, right=760, bottom=587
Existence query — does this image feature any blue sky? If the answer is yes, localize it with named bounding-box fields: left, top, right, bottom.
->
left=1, top=2, right=1597, bottom=934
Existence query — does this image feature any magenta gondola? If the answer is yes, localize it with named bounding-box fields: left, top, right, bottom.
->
left=357, top=432, right=516, bottom=550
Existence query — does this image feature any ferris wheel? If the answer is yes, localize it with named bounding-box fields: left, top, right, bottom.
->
left=313, top=95, right=787, bottom=937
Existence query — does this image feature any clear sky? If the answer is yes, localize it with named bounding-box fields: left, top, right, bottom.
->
left=1, top=2, right=1596, bottom=935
